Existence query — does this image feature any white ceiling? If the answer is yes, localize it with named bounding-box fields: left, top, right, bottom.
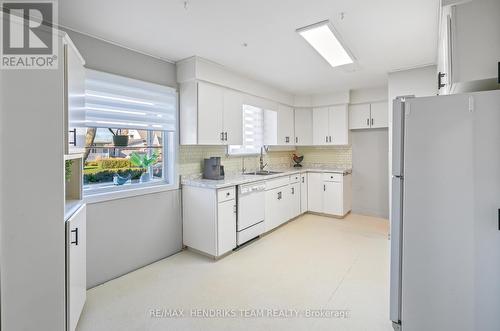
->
left=59, top=0, right=439, bottom=95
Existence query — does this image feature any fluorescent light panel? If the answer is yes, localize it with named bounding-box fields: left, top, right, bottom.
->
left=297, top=20, right=353, bottom=67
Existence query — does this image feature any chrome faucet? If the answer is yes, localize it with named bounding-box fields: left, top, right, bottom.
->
left=259, top=146, right=268, bottom=171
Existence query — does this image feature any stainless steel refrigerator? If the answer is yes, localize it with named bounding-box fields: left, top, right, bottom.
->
left=390, top=90, right=500, bottom=331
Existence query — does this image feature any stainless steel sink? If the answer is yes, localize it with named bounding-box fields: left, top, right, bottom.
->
left=244, top=170, right=283, bottom=176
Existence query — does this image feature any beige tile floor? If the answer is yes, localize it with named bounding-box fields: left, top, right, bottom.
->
left=77, top=213, right=392, bottom=331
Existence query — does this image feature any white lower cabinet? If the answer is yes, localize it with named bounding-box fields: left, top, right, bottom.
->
left=183, top=186, right=237, bottom=257
left=217, top=199, right=237, bottom=254
left=307, top=173, right=324, bottom=213
left=66, top=204, right=86, bottom=331
left=265, top=185, right=287, bottom=232
left=300, top=173, right=308, bottom=213
left=306, top=172, right=352, bottom=217
left=287, top=182, right=301, bottom=219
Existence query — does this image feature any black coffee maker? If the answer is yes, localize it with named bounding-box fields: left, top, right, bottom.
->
left=203, top=157, right=225, bottom=180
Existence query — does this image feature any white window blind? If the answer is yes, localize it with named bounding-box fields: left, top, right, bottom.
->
left=79, top=69, right=177, bottom=131
left=228, top=104, right=264, bottom=155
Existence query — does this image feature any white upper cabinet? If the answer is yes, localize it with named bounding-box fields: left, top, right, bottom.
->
left=313, top=105, right=349, bottom=145
left=222, top=89, right=243, bottom=145
left=438, top=0, right=500, bottom=94
left=349, top=102, right=388, bottom=130
left=349, top=103, right=370, bottom=129
left=64, top=40, right=86, bottom=155
left=294, top=108, right=313, bottom=145
left=312, top=107, right=330, bottom=145
left=180, top=81, right=243, bottom=145
left=329, top=105, right=349, bottom=145
left=277, top=104, right=295, bottom=145
left=369, top=101, right=388, bottom=129
left=197, top=82, right=224, bottom=144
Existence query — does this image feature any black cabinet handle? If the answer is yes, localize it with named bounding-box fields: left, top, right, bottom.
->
left=371, top=118, right=374, bottom=126
left=302, top=177, right=304, bottom=183
left=71, top=228, right=78, bottom=245
left=366, top=118, right=370, bottom=126
left=323, top=184, right=326, bottom=191
left=295, top=137, right=298, bottom=143
left=224, top=132, right=228, bottom=141
left=291, top=187, right=294, bottom=195
left=220, top=132, right=224, bottom=141
left=438, top=72, right=446, bottom=89
left=325, top=136, right=328, bottom=142
left=277, top=191, right=282, bottom=200
left=69, top=129, right=77, bottom=146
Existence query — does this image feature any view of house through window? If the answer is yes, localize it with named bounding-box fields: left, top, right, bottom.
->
left=83, top=128, right=167, bottom=192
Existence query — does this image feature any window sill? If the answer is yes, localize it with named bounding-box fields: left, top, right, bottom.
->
left=84, top=181, right=179, bottom=204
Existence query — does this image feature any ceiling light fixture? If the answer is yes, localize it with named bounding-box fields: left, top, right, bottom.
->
left=297, top=20, right=354, bottom=68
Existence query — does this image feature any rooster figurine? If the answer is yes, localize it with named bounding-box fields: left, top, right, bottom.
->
left=292, top=153, right=304, bottom=168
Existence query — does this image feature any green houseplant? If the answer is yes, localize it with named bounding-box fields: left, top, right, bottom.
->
left=108, top=128, right=129, bottom=146
left=130, top=152, right=158, bottom=183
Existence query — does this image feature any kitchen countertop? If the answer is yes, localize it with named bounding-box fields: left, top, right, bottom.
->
left=181, top=167, right=352, bottom=189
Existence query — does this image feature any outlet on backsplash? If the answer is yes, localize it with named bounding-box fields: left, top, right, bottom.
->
left=179, top=145, right=352, bottom=178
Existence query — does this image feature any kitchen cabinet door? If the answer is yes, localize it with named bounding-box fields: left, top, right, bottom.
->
left=65, top=43, right=86, bottom=155
left=307, top=173, right=323, bottom=213
left=66, top=204, right=86, bottom=331
left=263, top=109, right=278, bottom=145
left=217, top=200, right=237, bottom=255
left=300, top=174, right=308, bottom=213
left=349, top=103, right=371, bottom=130
left=313, top=107, right=330, bottom=145
left=287, top=183, right=301, bottom=219
left=198, top=82, right=224, bottom=145
left=294, top=108, right=313, bottom=145
left=265, top=187, right=283, bottom=232
left=329, top=105, right=349, bottom=145
left=223, top=89, right=243, bottom=145
left=370, top=101, right=388, bottom=129
left=277, top=104, right=295, bottom=145
left=323, top=181, right=343, bottom=216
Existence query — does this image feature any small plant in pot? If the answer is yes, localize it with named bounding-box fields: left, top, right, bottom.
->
left=130, top=152, right=158, bottom=183
left=108, top=128, right=129, bottom=146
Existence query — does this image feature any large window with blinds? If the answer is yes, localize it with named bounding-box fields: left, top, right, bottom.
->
left=74, top=69, right=177, bottom=194
left=228, top=104, right=264, bottom=155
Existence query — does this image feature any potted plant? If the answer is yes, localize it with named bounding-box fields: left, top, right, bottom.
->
left=130, top=152, right=158, bottom=183
left=108, top=128, right=129, bottom=146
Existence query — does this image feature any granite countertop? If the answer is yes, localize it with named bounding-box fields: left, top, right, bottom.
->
left=181, top=167, right=352, bottom=189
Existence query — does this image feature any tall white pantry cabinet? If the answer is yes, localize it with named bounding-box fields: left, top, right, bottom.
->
left=1, top=31, right=86, bottom=331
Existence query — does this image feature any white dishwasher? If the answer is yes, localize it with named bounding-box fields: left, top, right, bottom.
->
left=237, top=181, right=266, bottom=245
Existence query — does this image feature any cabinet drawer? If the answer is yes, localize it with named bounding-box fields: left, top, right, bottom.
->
left=290, top=173, right=301, bottom=184
left=323, top=173, right=342, bottom=182
left=265, top=176, right=290, bottom=190
left=217, top=187, right=235, bottom=202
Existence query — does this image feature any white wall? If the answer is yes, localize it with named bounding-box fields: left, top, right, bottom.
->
left=350, top=86, right=388, bottom=104
left=387, top=65, right=437, bottom=222
left=64, top=29, right=177, bottom=88
left=351, top=129, right=389, bottom=218
left=86, top=190, right=182, bottom=288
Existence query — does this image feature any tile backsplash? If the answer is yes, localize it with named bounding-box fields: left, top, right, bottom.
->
left=179, top=145, right=352, bottom=177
